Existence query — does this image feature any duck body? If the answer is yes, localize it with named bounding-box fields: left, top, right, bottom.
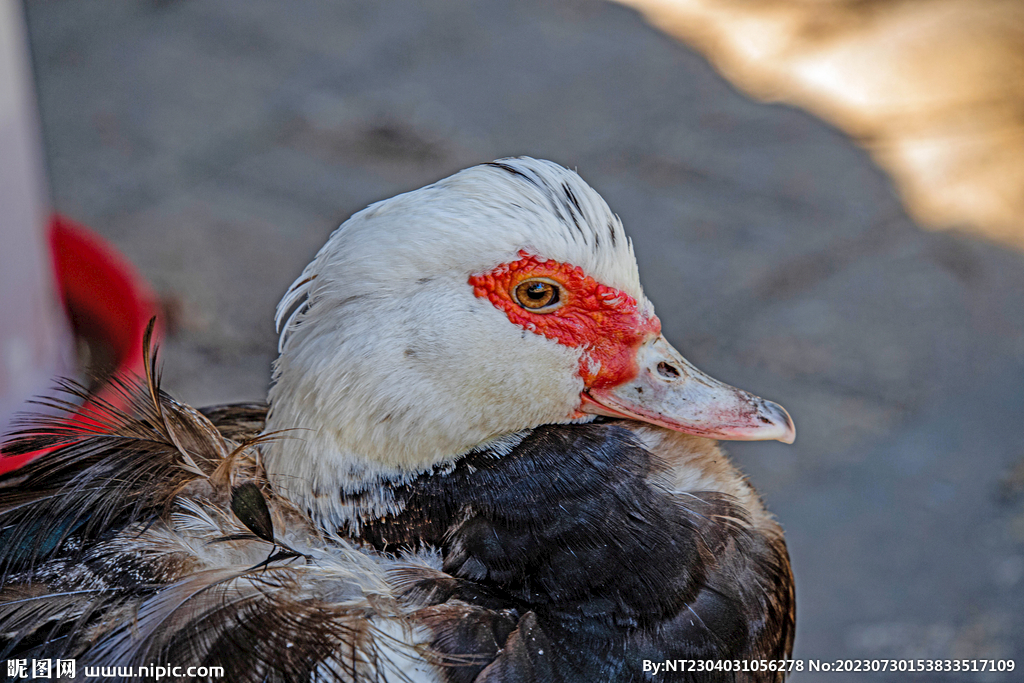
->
left=358, top=421, right=794, bottom=681
left=0, top=158, right=795, bottom=682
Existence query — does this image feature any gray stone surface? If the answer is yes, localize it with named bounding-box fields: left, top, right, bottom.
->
left=24, top=0, right=1024, bottom=678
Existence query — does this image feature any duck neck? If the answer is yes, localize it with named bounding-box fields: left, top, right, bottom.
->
left=261, top=393, right=534, bottom=533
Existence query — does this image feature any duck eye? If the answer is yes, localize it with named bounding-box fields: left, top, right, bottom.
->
left=513, top=279, right=561, bottom=311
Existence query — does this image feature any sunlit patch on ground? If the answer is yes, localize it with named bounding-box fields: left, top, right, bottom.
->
left=615, top=0, right=1024, bottom=247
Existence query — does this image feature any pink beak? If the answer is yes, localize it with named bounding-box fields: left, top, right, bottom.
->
left=581, top=335, right=795, bottom=443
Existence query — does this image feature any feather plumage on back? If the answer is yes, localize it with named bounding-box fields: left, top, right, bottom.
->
left=0, top=328, right=424, bottom=682
left=1, top=158, right=796, bottom=682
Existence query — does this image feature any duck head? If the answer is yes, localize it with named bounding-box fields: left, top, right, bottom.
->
left=264, top=158, right=794, bottom=526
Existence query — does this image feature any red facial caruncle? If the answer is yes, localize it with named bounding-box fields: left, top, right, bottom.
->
left=468, top=251, right=661, bottom=389
left=469, top=250, right=795, bottom=443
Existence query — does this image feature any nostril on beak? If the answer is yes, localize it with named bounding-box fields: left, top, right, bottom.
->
left=656, top=362, right=681, bottom=380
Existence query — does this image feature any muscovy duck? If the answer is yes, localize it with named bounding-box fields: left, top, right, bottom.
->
left=0, top=158, right=796, bottom=682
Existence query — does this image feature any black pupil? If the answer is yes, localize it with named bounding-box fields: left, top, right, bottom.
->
left=517, top=281, right=558, bottom=309
left=526, top=283, right=548, bottom=300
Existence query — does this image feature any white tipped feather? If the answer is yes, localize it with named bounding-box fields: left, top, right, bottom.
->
left=0, top=363, right=427, bottom=682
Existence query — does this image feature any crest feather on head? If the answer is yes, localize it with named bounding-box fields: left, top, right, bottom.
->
left=276, top=157, right=647, bottom=355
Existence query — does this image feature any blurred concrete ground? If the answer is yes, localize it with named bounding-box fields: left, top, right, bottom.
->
left=23, top=0, right=1024, bottom=679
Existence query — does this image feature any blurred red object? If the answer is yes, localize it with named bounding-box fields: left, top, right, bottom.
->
left=0, top=215, right=159, bottom=475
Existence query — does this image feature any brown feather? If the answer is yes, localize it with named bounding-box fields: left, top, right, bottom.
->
left=0, top=343, right=416, bottom=682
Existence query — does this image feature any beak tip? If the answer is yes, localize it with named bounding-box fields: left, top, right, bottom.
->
left=763, top=400, right=796, bottom=444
